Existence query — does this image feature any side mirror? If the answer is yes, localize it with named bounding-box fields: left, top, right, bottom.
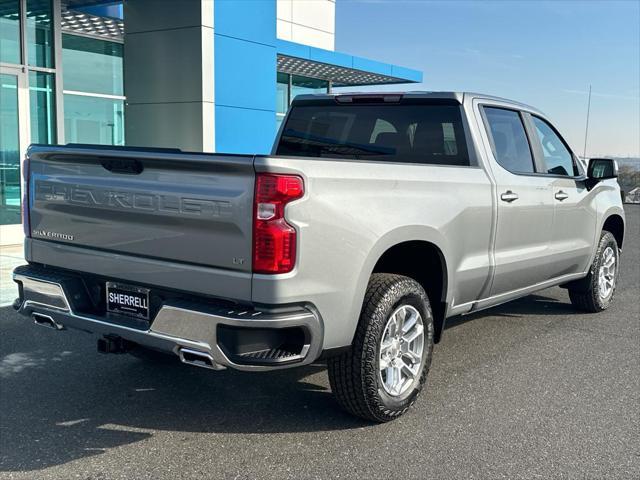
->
left=587, top=158, right=618, bottom=181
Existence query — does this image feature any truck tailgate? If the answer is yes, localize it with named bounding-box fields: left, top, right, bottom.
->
left=27, top=146, right=255, bottom=276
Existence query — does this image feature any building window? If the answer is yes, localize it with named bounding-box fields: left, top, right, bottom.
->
left=29, top=70, right=56, bottom=144
left=276, top=72, right=289, bottom=131
left=291, top=75, right=328, bottom=101
left=62, top=33, right=125, bottom=145
left=27, top=0, right=54, bottom=68
left=0, top=73, right=21, bottom=226
left=63, top=94, right=124, bottom=145
left=0, top=0, right=21, bottom=64
left=276, top=73, right=329, bottom=132
left=62, top=34, right=123, bottom=96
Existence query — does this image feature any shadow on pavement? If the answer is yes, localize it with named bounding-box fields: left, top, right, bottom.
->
left=0, top=291, right=586, bottom=472
left=445, top=292, right=577, bottom=331
left=0, top=310, right=369, bottom=472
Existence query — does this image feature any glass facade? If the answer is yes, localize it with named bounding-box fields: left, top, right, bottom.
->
left=64, top=94, right=124, bottom=145
left=276, top=72, right=289, bottom=131
left=26, top=0, right=54, bottom=68
left=0, top=1, right=128, bottom=235
left=29, top=70, right=56, bottom=144
left=62, top=34, right=123, bottom=96
left=0, top=0, right=53, bottom=235
left=62, top=33, right=125, bottom=145
left=291, top=75, right=328, bottom=100
left=0, top=73, right=21, bottom=226
left=276, top=73, right=329, bottom=131
left=0, top=1, right=21, bottom=64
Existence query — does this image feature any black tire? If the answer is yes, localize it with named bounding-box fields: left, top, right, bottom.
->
left=327, top=273, right=434, bottom=422
left=569, top=230, right=619, bottom=313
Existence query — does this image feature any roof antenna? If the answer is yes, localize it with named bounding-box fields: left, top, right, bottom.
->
left=582, top=85, right=592, bottom=159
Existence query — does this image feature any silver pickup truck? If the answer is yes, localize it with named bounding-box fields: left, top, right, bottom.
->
left=14, top=92, right=625, bottom=422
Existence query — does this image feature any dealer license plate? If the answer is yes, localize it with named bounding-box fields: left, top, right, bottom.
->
left=106, top=282, right=150, bottom=320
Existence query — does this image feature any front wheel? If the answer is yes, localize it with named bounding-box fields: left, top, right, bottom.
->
left=569, top=230, right=619, bottom=312
left=327, top=274, right=434, bottom=422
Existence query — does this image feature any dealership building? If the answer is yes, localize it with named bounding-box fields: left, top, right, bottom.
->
left=0, top=0, right=422, bottom=244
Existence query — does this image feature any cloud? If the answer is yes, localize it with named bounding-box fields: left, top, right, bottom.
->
left=562, top=89, right=640, bottom=101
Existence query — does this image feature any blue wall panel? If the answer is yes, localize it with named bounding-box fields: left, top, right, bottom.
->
left=77, top=4, right=123, bottom=19
left=352, top=57, right=393, bottom=76
left=391, top=65, right=423, bottom=83
left=308, top=46, right=352, bottom=69
left=275, top=39, right=310, bottom=59
left=212, top=0, right=420, bottom=154
left=214, top=0, right=275, bottom=46
left=215, top=106, right=277, bottom=154
left=214, top=0, right=276, bottom=154
left=215, top=35, right=276, bottom=111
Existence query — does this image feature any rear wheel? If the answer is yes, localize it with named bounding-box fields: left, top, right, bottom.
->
left=328, top=274, right=434, bottom=422
left=569, top=230, right=619, bottom=312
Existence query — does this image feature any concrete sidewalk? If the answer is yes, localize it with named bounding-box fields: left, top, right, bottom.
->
left=0, top=243, right=24, bottom=307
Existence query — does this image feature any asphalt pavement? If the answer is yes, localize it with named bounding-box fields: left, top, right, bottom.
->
left=1, top=206, right=638, bottom=480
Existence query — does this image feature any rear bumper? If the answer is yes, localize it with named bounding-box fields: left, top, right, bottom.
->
left=13, top=264, right=323, bottom=372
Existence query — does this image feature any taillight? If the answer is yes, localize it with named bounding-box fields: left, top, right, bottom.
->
left=253, top=173, right=304, bottom=274
left=21, top=155, right=30, bottom=238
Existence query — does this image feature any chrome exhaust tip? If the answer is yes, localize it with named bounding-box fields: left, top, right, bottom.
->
left=178, top=348, right=222, bottom=370
left=32, top=313, right=64, bottom=330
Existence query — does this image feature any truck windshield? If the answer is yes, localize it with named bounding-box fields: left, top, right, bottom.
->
left=277, top=103, right=470, bottom=166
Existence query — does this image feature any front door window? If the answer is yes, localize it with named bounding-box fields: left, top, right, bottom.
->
left=531, top=116, right=580, bottom=176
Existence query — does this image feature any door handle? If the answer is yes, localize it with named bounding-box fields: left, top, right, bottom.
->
left=555, top=190, right=569, bottom=201
left=500, top=190, right=519, bottom=203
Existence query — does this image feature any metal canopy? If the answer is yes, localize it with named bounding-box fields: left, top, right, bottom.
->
left=61, top=8, right=123, bottom=40
left=277, top=55, right=413, bottom=87
left=55, top=6, right=420, bottom=87
left=63, top=0, right=116, bottom=6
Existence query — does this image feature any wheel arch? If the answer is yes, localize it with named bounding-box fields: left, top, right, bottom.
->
left=602, top=213, right=625, bottom=249
left=371, top=240, right=449, bottom=343
left=351, top=227, right=451, bottom=345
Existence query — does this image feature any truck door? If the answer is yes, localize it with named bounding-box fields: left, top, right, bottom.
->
left=479, top=105, right=556, bottom=297
left=526, top=114, right=598, bottom=277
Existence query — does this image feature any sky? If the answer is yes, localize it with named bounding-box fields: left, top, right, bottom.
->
left=336, top=0, right=640, bottom=158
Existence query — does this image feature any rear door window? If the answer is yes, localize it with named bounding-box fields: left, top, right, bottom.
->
left=483, top=107, right=535, bottom=174
left=276, top=103, right=471, bottom=166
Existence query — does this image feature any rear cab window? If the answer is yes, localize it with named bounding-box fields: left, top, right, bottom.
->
left=276, top=100, right=472, bottom=166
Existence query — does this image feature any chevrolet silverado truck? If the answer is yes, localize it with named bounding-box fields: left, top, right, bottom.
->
left=14, top=92, right=625, bottom=422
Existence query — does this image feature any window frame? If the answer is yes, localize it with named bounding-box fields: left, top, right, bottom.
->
left=525, top=113, right=585, bottom=179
